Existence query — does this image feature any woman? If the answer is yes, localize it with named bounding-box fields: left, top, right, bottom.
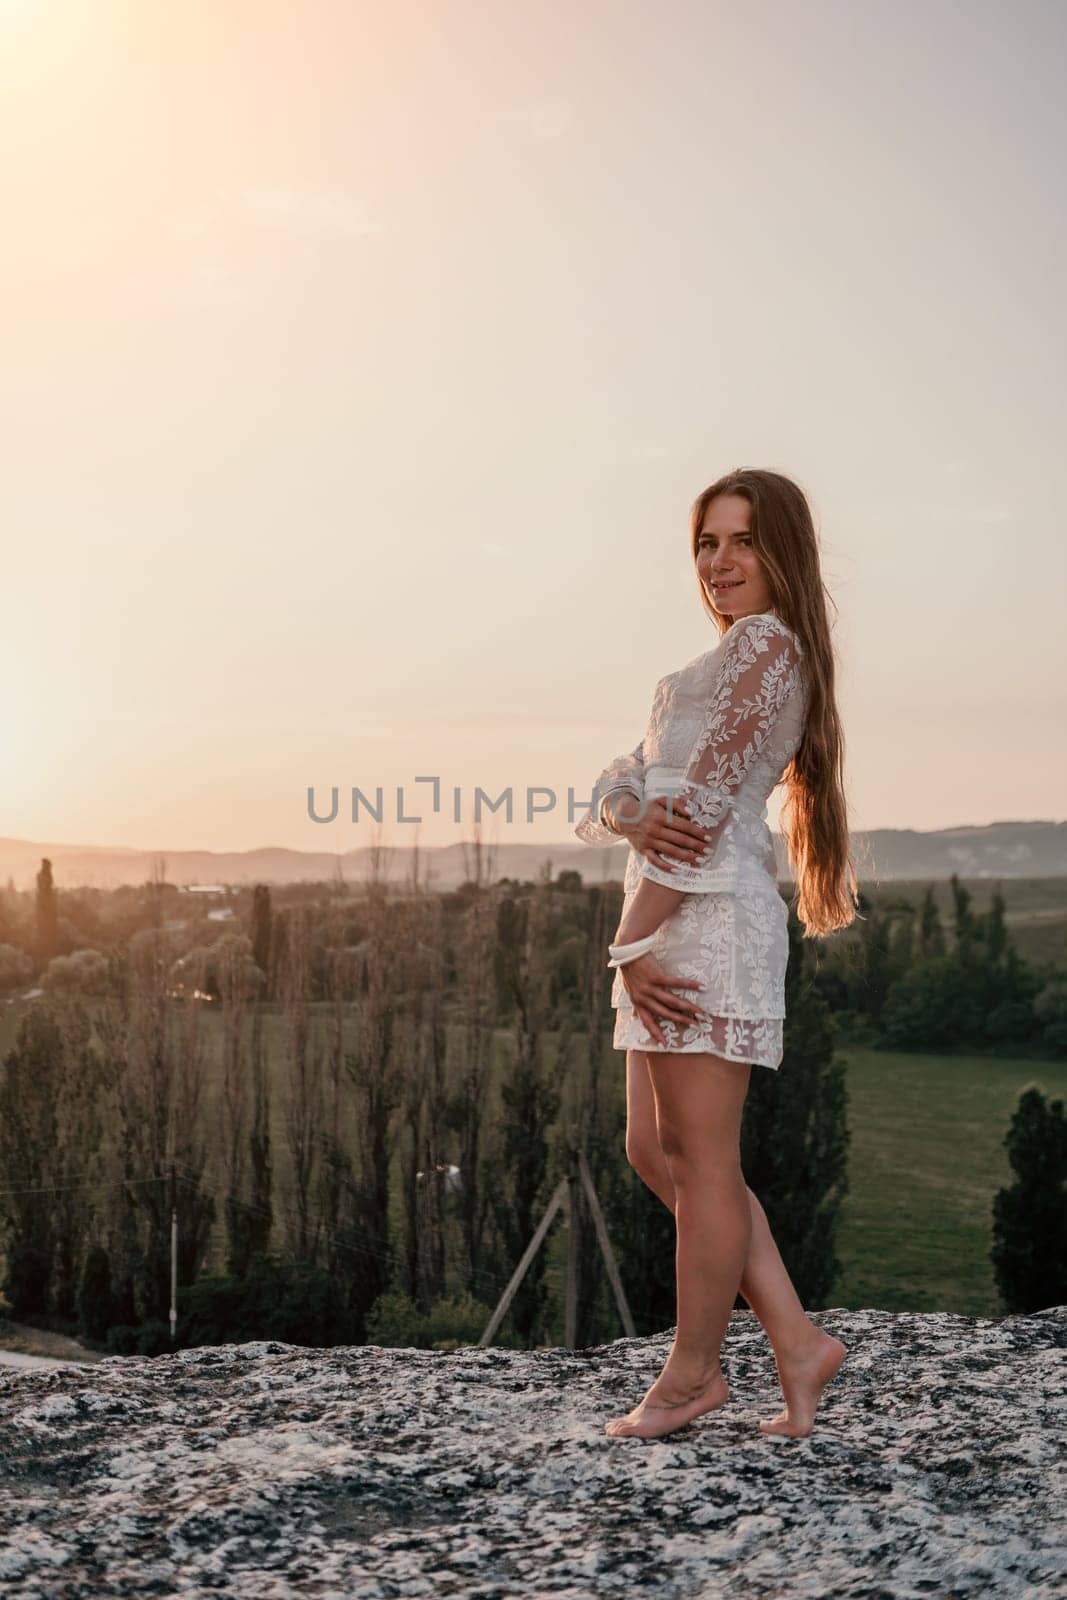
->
left=575, top=468, right=858, bottom=1441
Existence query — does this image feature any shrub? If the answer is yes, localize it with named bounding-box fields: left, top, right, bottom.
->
left=422, top=1294, right=494, bottom=1350
left=363, top=1291, right=424, bottom=1348
left=880, top=957, right=982, bottom=1050
left=173, top=1274, right=244, bottom=1347
left=1035, top=979, right=1067, bottom=1060
left=105, top=1324, right=138, bottom=1355
left=0, top=944, right=33, bottom=992
left=175, top=1253, right=349, bottom=1348
left=238, top=1254, right=347, bottom=1346
left=169, top=934, right=265, bottom=1002
left=2, top=1242, right=50, bottom=1319
left=42, top=949, right=109, bottom=995
left=363, top=1291, right=494, bottom=1350
left=136, top=1319, right=172, bottom=1356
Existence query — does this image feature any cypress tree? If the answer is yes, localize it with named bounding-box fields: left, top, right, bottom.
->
left=488, top=886, right=563, bottom=1345
left=985, top=886, right=1008, bottom=967
left=990, top=1085, right=1067, bottom=1312
left=739, top=902, right=851, bottom=1309
left=77, top=1244, right=114, bottom=1342
left=918, top=883, right=946, bottom=958
left=250, top=884, right=273, bottom=998
left=0, top=1005, right=62, bottom=1315
left=950, top=873, right=977, bottom=965
left=35, top=858, right=58, bottom=963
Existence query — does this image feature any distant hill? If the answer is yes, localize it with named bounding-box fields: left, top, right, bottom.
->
left=1, top=820, right=1065, bottom=891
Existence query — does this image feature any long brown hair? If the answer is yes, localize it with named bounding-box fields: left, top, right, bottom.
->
left=690, top=468, right=859, bottom=937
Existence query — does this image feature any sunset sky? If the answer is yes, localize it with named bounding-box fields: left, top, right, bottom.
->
left=3, top=0, right=1065, bottom=856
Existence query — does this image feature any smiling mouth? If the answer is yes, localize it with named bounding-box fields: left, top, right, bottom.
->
left=711, top=579, right=743, bottom=590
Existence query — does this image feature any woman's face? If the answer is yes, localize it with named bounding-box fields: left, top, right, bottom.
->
left=696, top=493, right=774, bottom=620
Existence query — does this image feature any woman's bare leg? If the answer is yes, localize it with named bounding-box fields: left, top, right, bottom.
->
left=605, top=1048, right=750, bottom=1439
left=622, top=1049, right=846, bottom=1437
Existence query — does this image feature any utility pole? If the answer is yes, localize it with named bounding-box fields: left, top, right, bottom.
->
left=169, top=1161, right=178, bottom=1343
left=564, top=1147, right=580, bottom=1348
left=479, top=1138, right=635, bottom=1349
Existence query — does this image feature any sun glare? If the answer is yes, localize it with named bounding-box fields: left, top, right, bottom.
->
left=0, top=0, right=44, bottom=26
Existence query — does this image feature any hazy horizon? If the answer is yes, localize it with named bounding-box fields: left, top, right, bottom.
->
left=5, top=0, right=1066, bottom=854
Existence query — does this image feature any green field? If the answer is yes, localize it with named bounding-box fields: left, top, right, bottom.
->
left=831, top=1044, right=1066, bottom=1316
left=1, top=995, right=1063, bottom=1323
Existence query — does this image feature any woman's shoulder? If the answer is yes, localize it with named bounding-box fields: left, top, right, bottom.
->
left=726, top=609, right=804, bottom=657
left=666, top=612, right=802, bottom=686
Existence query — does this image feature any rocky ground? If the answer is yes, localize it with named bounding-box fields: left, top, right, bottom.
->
left=1, top=1305, right=1063, bottom=1599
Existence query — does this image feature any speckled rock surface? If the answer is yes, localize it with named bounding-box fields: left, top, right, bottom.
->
left=1, top=1307, right=1064, bottom=1599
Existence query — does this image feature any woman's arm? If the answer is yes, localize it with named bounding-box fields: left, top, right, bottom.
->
left=574, top=740, right=646, bottom=846
left=614, top=874, right=688, bottom=945
left=635, top=615, right=803, bottom=895
left=611, top=618, right=804, bottom=1044
left=614, top=615, right=803, bottom=944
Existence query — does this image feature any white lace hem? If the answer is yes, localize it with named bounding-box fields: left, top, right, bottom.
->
left=613, top=1007, right=783, bottom=1070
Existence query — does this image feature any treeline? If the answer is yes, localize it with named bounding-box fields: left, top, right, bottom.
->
left=809, top=875, right=1066, bottom=1057
left=3, top=865, right=1064, bottom=1060
left=1, top=858, right=1061, bottom=1353
left=0, top=854, right=850, bottom=1353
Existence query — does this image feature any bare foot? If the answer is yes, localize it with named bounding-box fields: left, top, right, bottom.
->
left=605, top=1365, right=730, bottom=1440
left=758, top=1330, right=847, bottom=1438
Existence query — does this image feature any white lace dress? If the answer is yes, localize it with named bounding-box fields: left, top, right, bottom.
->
left=574, top=610, right=809, bottom=1070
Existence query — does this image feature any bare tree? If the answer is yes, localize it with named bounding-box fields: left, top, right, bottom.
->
left=122, top=928, right=174, bottom=1319
left=49, top=1003, right=110, bottom=1319
left=567, top=875, right=626, bottom=1345
left=245, top=999, right=273, bottom=1264
left=214, top=935, right=267, bottom=1276
left=316, top=907, right=358, bottom=1281
left=279, top=906, right=323, bottom=1264
left=343, top=852, right=405, bottom=1325
left=453, top=826, right=500, bottom=1295
left=489, top=872, right=568, bottom=1343
left=148, top=855, right=168, bottom=931
left=412, top=982, right=450, bottom=1310
left=250, top=884, right=273, bottom=998
left=0, top=1004, right=61, bottom=1315
left=171, top=979, right=216, bottom=1287
left=119, top=928, right=213, bottom=1320
left=95, top=998, right=142, bottom=1326
left=396, top=844, right=450, bottom=1309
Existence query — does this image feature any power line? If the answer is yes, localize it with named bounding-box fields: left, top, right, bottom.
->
left=0, top=1162, right=665, bottom=1340
left=168, top=1157, right=522, bottom=1308
left=170, top=1158, right=668, bottom=1339
left=0, top=1171, right=172, bottom=1199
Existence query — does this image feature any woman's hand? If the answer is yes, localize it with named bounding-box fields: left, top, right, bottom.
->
left=618, top=952, right=706, bottom=1048
left=605, top=793, right=712, bottom=873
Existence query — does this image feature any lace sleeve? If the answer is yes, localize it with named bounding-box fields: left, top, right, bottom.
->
left=639, top=616, right=803, bottom=891
left=574, top=740, right=646, bottom=846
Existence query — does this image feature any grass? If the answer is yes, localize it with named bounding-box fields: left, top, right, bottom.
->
left=831, top=1044, right=1067, bottom=1317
